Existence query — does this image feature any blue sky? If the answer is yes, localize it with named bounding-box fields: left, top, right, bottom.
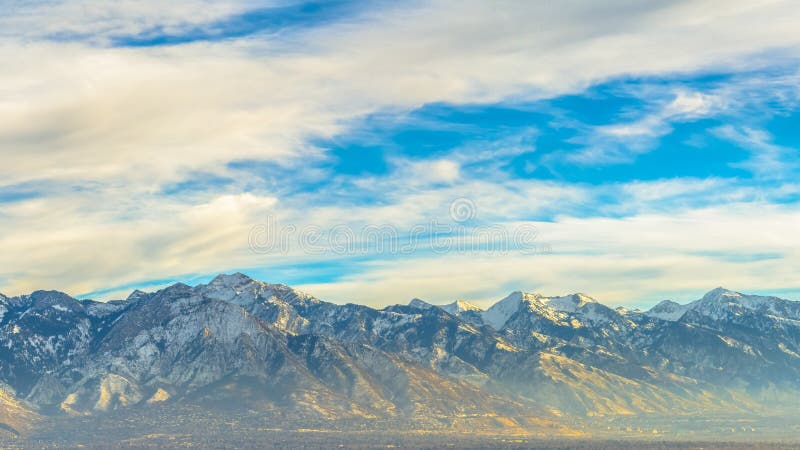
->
left=1, top=1, right=799, bottom=308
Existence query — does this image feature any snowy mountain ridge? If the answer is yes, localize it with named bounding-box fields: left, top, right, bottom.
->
left=644, top=287, right=800, bottom=322
left=1, top=273, right=800, bottom=434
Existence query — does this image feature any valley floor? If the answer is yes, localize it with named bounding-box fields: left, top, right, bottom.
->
left=2, top=431, right=798, bottom=450
left=2, top=409, right=799, bottom=450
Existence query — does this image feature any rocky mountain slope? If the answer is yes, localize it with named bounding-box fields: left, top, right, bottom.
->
left=1, top=274, right=799, bottom=435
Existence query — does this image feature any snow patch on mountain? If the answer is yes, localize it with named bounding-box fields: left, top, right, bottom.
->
left=0, top=295, right=6, bottom=322
left=372, top=312, right=417, bottom=334
left=84, top=300, right=129, bottom=318
left=540, top=293, right=597, bottom=313
left=575, top=302, right=621, bottom=324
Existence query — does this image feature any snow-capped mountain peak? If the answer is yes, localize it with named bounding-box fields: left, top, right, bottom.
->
left=639, top=287, right=800, bottom=323
left=481, top=291, right=601, bottom=329
left=208, top=272, right=257, bottom=288
left=408, top=298, right=435, bottom=310
left=440, top=300, right=482, bottom=315
left=200, top=273, right=264, bottom=303
left=689, top=287, right=800, bottom=320
left=29, top=290, right=75, bottom=303
left=482, top=291, right=539, bottom=329
left=126, top=290, right=149, bottom=302
left=645, top=299, right=690, bottom=321
left=701, top=287, right=740, bottom=301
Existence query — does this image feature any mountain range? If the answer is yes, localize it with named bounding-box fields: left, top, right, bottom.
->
left=1, top=273, right=799, bottom=439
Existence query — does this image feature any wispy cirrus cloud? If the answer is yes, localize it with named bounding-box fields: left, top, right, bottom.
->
left=567, top=90, right=722, bottom=165
left=561, top=70, right=800, bottom=167
left=0, top=0, right=262, bottom=43
left=714, top=125, right=800, bottom=178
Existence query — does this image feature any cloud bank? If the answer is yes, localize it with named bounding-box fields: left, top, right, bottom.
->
left=1, top=0, right=799, bottom=307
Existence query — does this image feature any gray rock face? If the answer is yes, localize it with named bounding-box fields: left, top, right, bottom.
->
left=2, top=275, right=800, bottom=423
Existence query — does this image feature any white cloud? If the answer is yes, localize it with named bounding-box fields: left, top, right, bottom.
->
left=3, top=1, right=800, bottom=185
left=665, top=90, right=717, bottom=117
left=2, top=172, right=793, bottom=307
left=0, top=190, right=280, bottom=296
left=2, top=0, right=800, bottom=301
left=392, top=159, right=461, bottom=186
left=299, top=203, right=800, bottom=308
